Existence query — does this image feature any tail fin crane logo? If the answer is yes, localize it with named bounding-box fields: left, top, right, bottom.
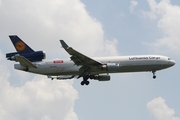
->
left=15, top=41, right=26, bottom=51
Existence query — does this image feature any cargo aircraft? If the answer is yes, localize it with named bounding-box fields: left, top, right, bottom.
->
left=6, top=35, right=175, bottom=86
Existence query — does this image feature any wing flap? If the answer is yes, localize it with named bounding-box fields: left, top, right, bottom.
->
left=47, top=75, right=75, bottom=80
left=16, top=56, right=37, bottom=68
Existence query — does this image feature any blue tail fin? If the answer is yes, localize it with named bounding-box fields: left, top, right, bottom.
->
left=9, top=35, right=34, bottom=53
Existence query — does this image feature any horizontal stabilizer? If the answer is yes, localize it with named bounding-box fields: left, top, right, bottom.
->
left=16, top=56, right=37, bottom=68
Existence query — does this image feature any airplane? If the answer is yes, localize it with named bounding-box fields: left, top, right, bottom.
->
left=6, top=35, right=175, bottom=86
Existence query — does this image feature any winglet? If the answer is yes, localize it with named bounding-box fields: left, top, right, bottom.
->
left=60, top=40, right=69, bottom=49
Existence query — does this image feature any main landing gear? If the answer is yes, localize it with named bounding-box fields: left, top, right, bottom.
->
left=152, top=71, right=156, bottom=79
left=81, top=80, right=90, bottom=86
left=81, top=75, right=92, bottom=86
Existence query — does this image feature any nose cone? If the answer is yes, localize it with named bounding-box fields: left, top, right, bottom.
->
left=169, top=60, right=175, bottom=66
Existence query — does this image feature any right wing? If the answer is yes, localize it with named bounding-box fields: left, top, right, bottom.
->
left=60, top=40, right=103, bottom=67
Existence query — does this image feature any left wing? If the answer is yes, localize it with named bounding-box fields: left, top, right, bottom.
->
left=60, top=40, right=103, bottom=67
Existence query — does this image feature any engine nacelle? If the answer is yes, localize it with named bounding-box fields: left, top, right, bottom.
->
left=6, top=51, right=46, bottom=62
left=101, top=63, right=120, bottom=72
left=94, top=75, right=110, bottom=81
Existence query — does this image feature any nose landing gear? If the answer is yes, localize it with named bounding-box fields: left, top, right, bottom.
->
left=152, top=71, right=156, bottom=79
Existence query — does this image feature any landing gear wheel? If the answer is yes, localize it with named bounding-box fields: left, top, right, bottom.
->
left=81, top=75, right=90, bottom=86
left=81, top=81, right=85, bottom=86
left=80, top=81, right=90, bottom=86
left=153, top=75, right=156, bottom=79
left=85, top=81, right=90, bottom=85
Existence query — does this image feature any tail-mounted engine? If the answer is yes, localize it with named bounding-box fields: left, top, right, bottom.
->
left=6, top=51, right=46, bottom=62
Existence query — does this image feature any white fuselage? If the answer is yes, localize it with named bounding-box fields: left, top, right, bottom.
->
left=14, top=55, right=175, bottom=77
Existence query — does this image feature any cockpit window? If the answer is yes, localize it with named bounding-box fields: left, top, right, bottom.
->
left=168, top=58, right=171, bottom=60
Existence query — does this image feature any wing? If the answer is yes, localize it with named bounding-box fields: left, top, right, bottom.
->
left=60, top=40, right=103, bottom=67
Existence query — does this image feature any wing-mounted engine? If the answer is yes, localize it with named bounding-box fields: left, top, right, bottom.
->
left=93, top=75, right=110, bottom=81
left=6, top=51, right=46, bottom=62
left=101, top=63, right=120, bottom=72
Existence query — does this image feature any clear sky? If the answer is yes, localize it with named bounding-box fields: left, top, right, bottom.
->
left=0, top=0, right=180, bottom=120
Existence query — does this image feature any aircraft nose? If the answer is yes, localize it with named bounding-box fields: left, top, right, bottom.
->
left=169, top=60, right=175, bottom=66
